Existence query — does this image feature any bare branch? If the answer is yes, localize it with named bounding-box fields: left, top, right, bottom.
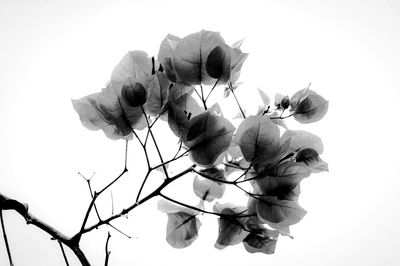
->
left=104, top=232, right=111, bottom=266
left=58, top=240, right=70, bottom=266
left=0, top=193, right=91, bottom=266
left=0, top=210, right=14, bottom=266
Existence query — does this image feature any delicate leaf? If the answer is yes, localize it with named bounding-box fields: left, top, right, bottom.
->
left=255, top=161, right=310, bottom=200
left=229, top=46, right=248, bottom=84
left=243, top=228, right=278, bottom=254
left=72, top=81, right=146, bottom=140
left=158, top=34, right=181, bottom=82
left=167, top=84, right=202, bottom=139
left=296, top=148, right=329, bottom=173
left=281, top=130, right=324, bottom=154
left=167, top=102, right=189, bottom=139
left=254, top=196, right=307, bottom=230
left=256, top=88, right=271, bottom=115
left=213, top=203, right=249, bottom=249
left=147, top=72, right=170, bottom=116
left=231, top=38, right=245, bottom=49
left=234, top=115, right=281, bottom=167
left=193, top=168, right=226, bottom=202
left=208, top=103, right=223, bottom=116
left=166, top=211, right=201, bottom=248
left=111, top=50, right=154, bottom=87
left=172, top=30, right=226, bottom=85
left=290, top=87, right=310, bottom=112
left=205, top=44, right=231, bottom=82
left=186, top=112, right=235, bottom=166
left=292, top=90, right=329, bottom=123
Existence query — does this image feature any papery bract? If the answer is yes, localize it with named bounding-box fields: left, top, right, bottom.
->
left=111, top=50, right=154, bottom=87
left=193, top=168, right=226, bottom=202
left=72, top=80, right=146, bottom=140
left=185, top=112, right=235, bottom=166
left=157, top=200, right=201, bottom=249
left=213, top=203, right=249, bottom=249
left=146, top=72, right=170, bottom=116
left=172, top=30, right=226, bottom=85
left=234, top=115, right=281, bottom=169
left=290, top=89, right=328, bottom=123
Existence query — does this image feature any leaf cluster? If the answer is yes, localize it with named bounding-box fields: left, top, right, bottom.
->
left=72, top=30, right=329, bottom=256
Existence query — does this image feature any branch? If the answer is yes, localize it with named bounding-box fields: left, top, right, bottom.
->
left=104, top=232, right=111, bottom=266
left=0, top=210, right=14, bottom=266
left=228, top=82, right=246, bottom=118
left=58, top=241, right=70, bottom=266
left=0, top=193, right=91, bottom=266
left=77, top=165, right=196, bottom=236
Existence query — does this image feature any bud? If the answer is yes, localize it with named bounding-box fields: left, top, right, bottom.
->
left=121, top=81, right=147, bottom=107
left=281, top=96, right=290, bottom=109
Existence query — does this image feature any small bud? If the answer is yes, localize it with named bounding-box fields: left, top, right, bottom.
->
left=121, top=81, right=147, bottom=107
left=281, top=96, right=290, bottom=109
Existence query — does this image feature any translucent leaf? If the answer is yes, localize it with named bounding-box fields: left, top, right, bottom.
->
left=167, top=85, right=202, bottom=139
left=256, top=89, right=270, bottom=115
left=166, top=211, right=201, bottom=249
left=208, top=103, right=223, bottom=116
left=296, top=148, right=329, bottom=173
left=243, top=228, right=278, bottom=254
left=146, top=72, right=170, bottom=116
left=289, top=87, right=309, bottom=112
left=234, top=115, right=281, bottom=167
left=213, top=203, right=249, bottom=249
left=72, top=80, right=146, bottom=140
left=172, top=30, right=225, bottom=85
left=111, top=50, right=154, bottom=87
left=231, top=38, right=245, bottom=49
left=167, top=102, right=189, bottom=139
left=281, top=130, right=324, bottom=154
left=205, top=44, right=231, bottom=82
left=193, top=168, right=226, bottom=202
left=292, top=89, right=329, bottom=123
left=254, top=161, right=311, bottom=200
left=229, top=46, right=249, bottom=84
left=185, top=112, right=235, bottom=166
left=158, top=34, right=181, bottom=82
left=254, top=196, right=307, bottom=230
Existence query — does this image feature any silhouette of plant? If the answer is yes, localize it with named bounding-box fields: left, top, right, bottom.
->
left=0, top=30, right=328, bottom=265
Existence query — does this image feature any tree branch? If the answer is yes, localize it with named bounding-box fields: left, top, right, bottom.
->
left=0, top=193, right=91, bottom=266
left=104, top=232, right=111, bottom=266
left=58, top=240, right=70, bottom=266
left=0, top=210, right=14, bottom=266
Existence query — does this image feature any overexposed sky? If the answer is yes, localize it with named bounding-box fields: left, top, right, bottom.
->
left=1, top=0, right=400, bottom=265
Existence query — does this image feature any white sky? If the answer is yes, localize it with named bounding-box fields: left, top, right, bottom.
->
left=1, top=0, right=400, bottom=265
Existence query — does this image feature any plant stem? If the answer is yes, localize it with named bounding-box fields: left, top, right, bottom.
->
left=0, top=210, right=14, bottom=266
left=104, top=232, right=111, bottom=266
left=229, top=82, right=245, bottom=118
left=58, top=240, right=70, bottom=266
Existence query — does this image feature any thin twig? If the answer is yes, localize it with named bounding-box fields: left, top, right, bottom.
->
left=0, top=193, right=91, bottom=266
left=229, top=82, right=245, bottom=118
left=0, top=210, right=14, bottom=266
left=205, top=78, right=220, bottom=101
left=199, top=84, right=207, bottom=110
left=58, top=240, right=70, bottom=266
left=140, top=106, right=169, bottom=178
left=77, top=165, right=196, bottom=236
left=135, top=171, right=151, bottom=203
left=104, top=232, right=111, bottom=266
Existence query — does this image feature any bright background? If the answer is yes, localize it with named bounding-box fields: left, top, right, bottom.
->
left=1, top=0, right=400, bottom=265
